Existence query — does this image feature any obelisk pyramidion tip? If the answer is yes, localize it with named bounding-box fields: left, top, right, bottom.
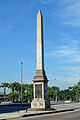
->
left=38, top=9, right=42, bottom=15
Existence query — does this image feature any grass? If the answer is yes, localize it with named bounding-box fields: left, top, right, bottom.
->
left=0, top=102, right=31, bottom=106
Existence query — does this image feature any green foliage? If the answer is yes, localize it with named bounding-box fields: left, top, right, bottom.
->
left=1, top=80, right=80, bottom=102
left=48, top=86, right=60, bottom=100
left=8, top=92, right=19, bottom=101
left=48, top=87, right=54, bottom=99
left=9, top=82, right=21, bottom=93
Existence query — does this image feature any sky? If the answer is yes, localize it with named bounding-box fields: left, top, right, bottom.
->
left=0, top=0, right=80, bottom=92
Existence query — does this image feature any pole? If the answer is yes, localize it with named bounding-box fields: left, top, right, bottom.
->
left=21, top=62, right=23, bottom=104
left=54, top=78, right=57, bottom=102
left=56, top=90, right=57, bottom=102
left=4, top=88, right=6, bottom=102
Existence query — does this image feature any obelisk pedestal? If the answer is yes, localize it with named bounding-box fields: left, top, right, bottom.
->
left=31, top=10, right=50, bottom=109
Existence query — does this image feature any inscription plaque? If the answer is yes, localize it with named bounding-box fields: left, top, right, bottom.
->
left=35, top=84, right=42, bottom=98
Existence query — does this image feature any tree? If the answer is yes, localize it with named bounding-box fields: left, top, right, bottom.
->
left=9, top=82, right=22, bottom=101
left=0, top=82, right=10, bottom=101
left=58, top=90, right=65, bottom=101
left=52, top=86, right=60, bottom=101
left=23, top=84, right=33, bottom=101
left=48, top=87, right=54, bottom=100
left=8, top=92, right=19, bottom=102
left=9, top=82, right=21, bottom=93
left=77, top=80, right=80, bottom=87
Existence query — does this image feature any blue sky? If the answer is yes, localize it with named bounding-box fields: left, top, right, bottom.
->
left=0, top=0, right=80, bottom=92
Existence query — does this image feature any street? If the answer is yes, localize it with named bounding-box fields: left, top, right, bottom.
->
left=1, top=103, right=80, bottom=119
left=11, top=110, right=80, bottom=120
left=0, top=104, right=30, bottom=113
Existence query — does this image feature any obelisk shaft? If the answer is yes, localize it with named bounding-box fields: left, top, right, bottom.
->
left=37, top=10, right=44, bottom=70
left=31, top=10, right=50, bottom=109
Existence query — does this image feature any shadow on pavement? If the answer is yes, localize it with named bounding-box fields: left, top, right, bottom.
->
left=1, top=119, right=7, bottom=120
left=0, top=104, right=31, bottom=114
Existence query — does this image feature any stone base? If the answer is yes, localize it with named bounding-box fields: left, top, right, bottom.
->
left=31, top=99, right=50, bottom=109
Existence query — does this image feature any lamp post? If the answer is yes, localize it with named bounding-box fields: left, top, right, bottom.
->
left=21, top=62, right=23, bottom=103
left=54, top=79, right=57, bottom=102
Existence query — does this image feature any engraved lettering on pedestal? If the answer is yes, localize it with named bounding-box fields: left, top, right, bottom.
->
left=33, top=103, right=38, bottom=107
left=35, top=84, right=42, bottom=98
left=39, top=103, right=43, bottom=107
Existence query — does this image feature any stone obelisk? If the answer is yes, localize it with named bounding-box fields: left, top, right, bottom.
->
left=31, top=10, right=50, bottom=109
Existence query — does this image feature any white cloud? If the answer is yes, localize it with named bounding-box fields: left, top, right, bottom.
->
left=46, top=31, right=80, bottom=88
left=49, top=72, right=80, bottom=89
left=58, top=0, right=80, bottom=27
left=40, top=0, right=56, bottom=4
left=49, top=66, right=80, bottom=88
left=46, top=45, right=80, bottom=63
left=46, top=33, right=80, bottom=63
left=41, top=0, right=80, bottom=88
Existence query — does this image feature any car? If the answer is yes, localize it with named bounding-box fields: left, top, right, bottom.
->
left=64, top=100, right=71, bottom=103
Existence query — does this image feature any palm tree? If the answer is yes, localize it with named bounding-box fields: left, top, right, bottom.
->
left=22, top=84, right=33, bottom=101
left=0, top=82, right=10, bottom=101
left=52, top=86, right=60, bottom=101
left=9, top=82, right=21, bottom=101
left=9, top=82, right=20, bottom=93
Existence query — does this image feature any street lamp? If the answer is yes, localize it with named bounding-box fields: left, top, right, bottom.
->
left=21, top=62, right=23, bottom=103
left=54, top=78, right=57, bottom=102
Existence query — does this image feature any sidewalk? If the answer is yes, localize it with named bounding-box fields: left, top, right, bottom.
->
left=0, top=103, right=80, bottom=120
left=0, top=108, right=74, bottom=120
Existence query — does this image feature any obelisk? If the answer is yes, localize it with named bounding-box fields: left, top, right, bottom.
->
left=31, top=10, right=50, bottom=109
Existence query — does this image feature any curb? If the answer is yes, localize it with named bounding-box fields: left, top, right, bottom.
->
left=0, top=104, right=30, bottom=107
left=22, top=108, right=74, bottom=118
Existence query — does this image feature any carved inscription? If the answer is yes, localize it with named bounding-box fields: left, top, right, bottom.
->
left=33, top=103, right=38, bottom=107
left=39, top=103, right=43, bottom=107
left=35, top=84, right=42, bottom=98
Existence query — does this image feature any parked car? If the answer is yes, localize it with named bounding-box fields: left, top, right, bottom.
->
left=64, top=100, right=71, bottom=103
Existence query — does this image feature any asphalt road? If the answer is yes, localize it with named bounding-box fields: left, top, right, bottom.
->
left=0, top=102, right=80, bottom=114
left=1, top=103, right=80, bottom=120
left=0, top=105, right=30, bottom=113
left=11, top=111, right=80, bottom=120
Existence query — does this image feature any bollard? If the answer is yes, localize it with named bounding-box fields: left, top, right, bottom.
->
left=26, top=109, right=27, bottom=113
